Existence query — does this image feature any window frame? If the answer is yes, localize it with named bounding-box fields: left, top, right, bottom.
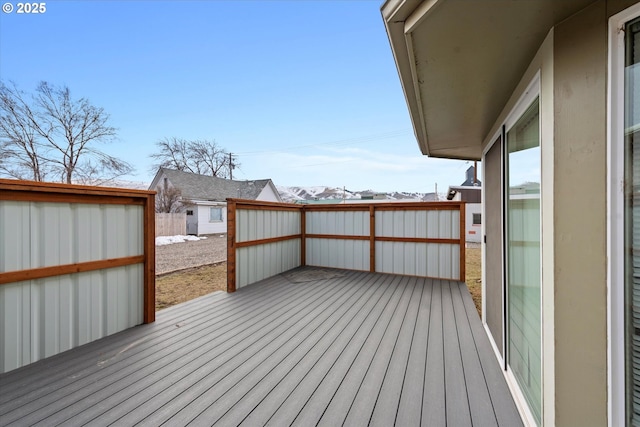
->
left=209, top=207, right=223, bottom=223
left=608, top=4, right=640, bottom=426
left=472, top=213, right=482, bottom=226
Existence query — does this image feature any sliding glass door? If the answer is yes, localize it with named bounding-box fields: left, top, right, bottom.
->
left=506, top=97, right=542, bottom=425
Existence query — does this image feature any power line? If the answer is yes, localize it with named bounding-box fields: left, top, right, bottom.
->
left=234, top=129, right=411, bottom=156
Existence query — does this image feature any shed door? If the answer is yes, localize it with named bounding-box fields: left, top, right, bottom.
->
left=484, top=135, right=504, bottom=359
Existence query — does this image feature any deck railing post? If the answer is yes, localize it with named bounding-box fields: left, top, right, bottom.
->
left=144, top=193, right=156, bottom=323
left=369, top=205, right=375, bottom=272
left=459, top=202, right=466, bottom=282
left=301, top=207, right=306, bottom=266
left=227, top=199, right=237, bottom=293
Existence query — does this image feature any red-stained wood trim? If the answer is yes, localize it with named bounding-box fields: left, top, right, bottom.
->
left=305, top=234, right=369, bottom=241
left=369, top=202, right=463, bottom=211
left=0, top=191, right=146, bottom=206
left=301, top=210, right=306, bottom=266
left=302, top=205, right=371, bottom=212
left=143, top=194, right=156, bottom=323
left=227, top=198, right=303, bottom=212
left=302, top=201, right=464, bottom=212
left=459, top=202, right=466, bottom=282
left=0, top=255, right=145, bottom=285
left=369, top=205, right=375, bottom=272
left=227, top=200, right=237, bottom=293
left=236, top=234, right=302, bottom=248
left=0, top=178, right=155, bottom=197
left=375, top=236, right=460, bottom=244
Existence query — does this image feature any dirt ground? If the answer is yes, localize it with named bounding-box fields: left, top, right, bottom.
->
left=155, top=233, right=226, bottom=275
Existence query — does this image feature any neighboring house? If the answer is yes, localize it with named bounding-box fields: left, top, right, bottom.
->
left=382, top=1, right=639, bottom=426
left=447, top=166, right=482, bottom=243
left=149, top=168, right=282, bottom=235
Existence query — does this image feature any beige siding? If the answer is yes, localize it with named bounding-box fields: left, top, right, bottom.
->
left=553, top=2, right=608, bottom=426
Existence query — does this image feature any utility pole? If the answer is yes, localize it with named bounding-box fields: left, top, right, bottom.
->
left=229, top=152, right=235, bottom=180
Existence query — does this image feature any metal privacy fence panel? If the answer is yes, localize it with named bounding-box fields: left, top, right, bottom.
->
left=0, top=179, right=155, bottom=373
left=227, top=200, right=465, bottom=292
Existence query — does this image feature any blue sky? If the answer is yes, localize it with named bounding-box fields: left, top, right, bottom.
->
left=0, top=0, right=473, bottom=192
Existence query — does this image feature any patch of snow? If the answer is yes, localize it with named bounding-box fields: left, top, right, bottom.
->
left=155, top=235, right=205, bottom=246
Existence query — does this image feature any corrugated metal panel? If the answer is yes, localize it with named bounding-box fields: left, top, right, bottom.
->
left=306, top=211, right=368, bottom=236
left=0, top=264, right=143, bottom=373
left=0, top=201, right=31, bottom=272
left=375, top=242, right=460, bottom=280
left=0, top=200, right=145, bottom=373
left=236, top=240, right=301, bottom=288
left=236, top=209, right=300, bottom=243
left=305, top=238, right=369, bottom=271
left=1, top=202, right=143, bottom=272
left=373, top=208, right=460, bottom=279
left=376, top=209, right=459, bottom=240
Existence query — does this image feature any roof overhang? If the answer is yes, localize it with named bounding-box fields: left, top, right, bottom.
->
left=381, top=0, right=597, bottom=160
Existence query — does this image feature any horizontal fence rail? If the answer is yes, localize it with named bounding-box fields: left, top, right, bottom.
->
left=0, top=179, right=155, bottom=373
left=227, top=199, right=465, bottom=292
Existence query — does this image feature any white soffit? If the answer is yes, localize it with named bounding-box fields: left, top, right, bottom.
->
left=381, top=0, right=597, bottom=160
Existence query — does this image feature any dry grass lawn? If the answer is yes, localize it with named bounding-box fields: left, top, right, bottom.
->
left=156, top=249, right=483, bottom=315
left=465, top=247, right=482, bottom=317
left=156, top=262, right=227, bottom=310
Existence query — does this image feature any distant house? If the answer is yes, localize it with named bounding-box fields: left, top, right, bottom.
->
left=149, top=168, right=282, bottom=235
left=447, top=165, right=482, bottom=243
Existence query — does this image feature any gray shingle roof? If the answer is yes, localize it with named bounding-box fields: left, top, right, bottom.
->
left=157, top=168, right=272, bottom=201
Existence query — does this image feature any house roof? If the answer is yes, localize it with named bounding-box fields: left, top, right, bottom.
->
left=381, top=0, right=597, bottom=160
left=151, top=168, right=277, bottom=202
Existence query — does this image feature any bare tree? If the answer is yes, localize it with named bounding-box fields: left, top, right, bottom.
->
left=0, top=82, right=50, bottom=181
left=155, top=184, right=185, bottom=213
left=0, top=81, right=133, bottom=183
left=150, top=137, right=238, bottom=178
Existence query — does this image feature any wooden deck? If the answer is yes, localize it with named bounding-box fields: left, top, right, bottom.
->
left=0, top=267, right=522, bottom=426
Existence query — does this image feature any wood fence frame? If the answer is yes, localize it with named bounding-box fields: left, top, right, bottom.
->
left=227, top=199, right=465, bottom=292
left=0, top=179, right=156, bottom=323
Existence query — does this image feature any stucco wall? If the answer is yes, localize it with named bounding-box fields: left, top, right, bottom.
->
left=553, top=2, right=607, bottom=425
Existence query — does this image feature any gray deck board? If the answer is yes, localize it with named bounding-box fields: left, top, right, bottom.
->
left=395, top=276, right=432, bottom=427
left=423, top=279, right=446, bottom=426
left=0, top=267, right=523, bottom=427
left=442, top=279, right=473, bottom=427
left=244, top=273, right=395, bottom=426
